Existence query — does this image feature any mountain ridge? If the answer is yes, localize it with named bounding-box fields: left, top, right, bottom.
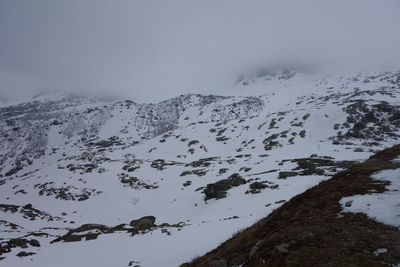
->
left=0, top=68, right=400, bottom=266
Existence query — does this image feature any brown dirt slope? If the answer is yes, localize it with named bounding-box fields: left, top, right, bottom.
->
left=182, top=145, right=400, bottom=267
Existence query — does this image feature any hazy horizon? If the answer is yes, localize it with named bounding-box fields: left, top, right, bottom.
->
left=1, top=0, right=400, bottom=102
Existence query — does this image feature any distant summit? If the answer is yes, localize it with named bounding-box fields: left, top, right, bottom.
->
left=235, top=64, right=317, bottom=86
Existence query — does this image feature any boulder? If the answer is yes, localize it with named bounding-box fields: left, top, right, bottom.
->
left=203, top=173, right=246, bottom=200
left=130, top=216, right=156, bottom=230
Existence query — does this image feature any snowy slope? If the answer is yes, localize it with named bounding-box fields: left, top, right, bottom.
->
left=1, top=69, right=400, bottom=266
left=340, top=168, right=400, bottom=228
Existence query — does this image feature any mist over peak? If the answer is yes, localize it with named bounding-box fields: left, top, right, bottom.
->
left=1, top=0, right=399, bottom=102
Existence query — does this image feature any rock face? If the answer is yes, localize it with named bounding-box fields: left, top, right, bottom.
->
left=203, top=173, right=246, bottom=200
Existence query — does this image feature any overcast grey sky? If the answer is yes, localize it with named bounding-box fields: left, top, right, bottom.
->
left=1, top=0, right=399, bottom=102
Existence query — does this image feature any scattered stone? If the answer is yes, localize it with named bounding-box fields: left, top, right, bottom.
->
left=0, top=238, right=40, bottom=256
left=34, top=182, right=101, bottom=201
left=151, top=159, right=181, bottom=170
left=0, top=203, right=62, bottom=221
left=118, top=174, right=158, bottom=189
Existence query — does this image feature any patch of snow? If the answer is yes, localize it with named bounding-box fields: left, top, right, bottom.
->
left=373, top=248, right=388, bottom=256
left=340, top=169, right=400, bottom=228
left=392, top=156, right=400, bottom=163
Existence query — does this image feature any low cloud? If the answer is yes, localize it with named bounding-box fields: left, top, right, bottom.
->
left=1, top=0, right=399, bottom=102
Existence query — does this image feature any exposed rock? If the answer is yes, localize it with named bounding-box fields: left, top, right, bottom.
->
left=203, top=173, right=246, bottom=200
left=130, top=216, right=156, bottom=230
left=188, top=140, right=199, bottom=146
left=183, top=181, right=192, bottom=187
left=185, top=157, right=219, bottom=168
left=51, top=224, right=110, bottom=243
left=278, top=172, right=298, bottom=179
left=151, top=159, right=181, bottom=170
left=34, top=182, right=101, bottom=201
left=16, top=251, right=36, bottom=257
left=0, top=238, right=40, bottom=256
left=0, top=203, right=62, bottom=221
left=246, top=181, right=279, bottom=194
left=180, top=169, right=208, bottom=177
left=118, top=174, right=158, bottom=189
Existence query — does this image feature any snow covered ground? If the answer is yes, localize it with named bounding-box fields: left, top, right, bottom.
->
left=340, top=168, right=400, bottom=228
left=1, top=69, right=400, bottom=266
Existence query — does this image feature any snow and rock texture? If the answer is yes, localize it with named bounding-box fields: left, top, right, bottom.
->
left=340, top=168, right=400, bottom=228
left=0, top=69, right=400, bottom=266
left=183, top=145, right=400, bottom=267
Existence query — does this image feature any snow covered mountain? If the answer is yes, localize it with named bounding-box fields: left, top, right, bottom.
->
left=1, top=68, right=400, bottom=266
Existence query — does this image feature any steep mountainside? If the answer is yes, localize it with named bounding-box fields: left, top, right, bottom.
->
left=0, top=69, right=400, bottom=266
left=183, top=145, right=400, bottom=267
